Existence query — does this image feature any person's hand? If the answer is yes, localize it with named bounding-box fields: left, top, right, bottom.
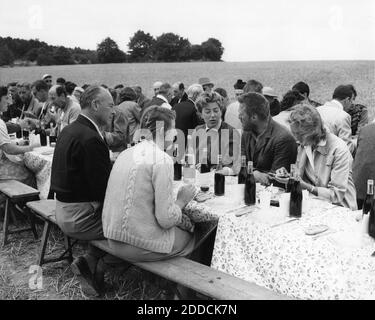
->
left=176, top=184, right=197, bottom=209
left=254, top=171, right=270, bottom=186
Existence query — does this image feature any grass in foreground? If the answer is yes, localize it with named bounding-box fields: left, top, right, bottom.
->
left=0, top=216, right=174, bottom=300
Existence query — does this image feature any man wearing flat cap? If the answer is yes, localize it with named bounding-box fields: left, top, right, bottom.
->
left=199, top=77, right=214, bottom=94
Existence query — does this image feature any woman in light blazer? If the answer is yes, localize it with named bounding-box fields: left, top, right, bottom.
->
left=277, top=103, right=357, bottom=210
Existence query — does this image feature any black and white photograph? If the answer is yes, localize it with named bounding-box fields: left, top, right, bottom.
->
left=0, top=0, right=375, bottom=305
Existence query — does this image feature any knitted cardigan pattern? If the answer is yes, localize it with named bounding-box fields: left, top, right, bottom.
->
left=102, top=140, right=182, bottom=253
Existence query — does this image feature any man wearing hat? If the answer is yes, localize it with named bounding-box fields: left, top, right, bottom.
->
left=42, top=74, right=53, bottom=89
left=262, top=87, right=280, bottom=116
left=198, top=78, right=214, bottom=94
left=234, top=79, right=246, bottom=98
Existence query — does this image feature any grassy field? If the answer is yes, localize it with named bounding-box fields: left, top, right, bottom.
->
left=1, top=60, right=374, bottom=119
left=0, top=216, right=176, bottom=300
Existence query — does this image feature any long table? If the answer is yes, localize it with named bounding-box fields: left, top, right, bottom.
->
left=24, top=150, right=375, bottom=300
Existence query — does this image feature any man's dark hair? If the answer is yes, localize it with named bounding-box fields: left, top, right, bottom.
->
left=0, top=86, right=8, bottom=99
left=179, top=83, right=185, bottom=91
left=82, top=84, right=90, bottom=90
left=333, top=85, right=354, bottom=101
left=243, top=80, right=263, bottom=94
left=214, top=88, right=228, bottom=98
left=56, top=77, right=66, bottom=85
left=114, top=84, right=124, bottom=90
left=119, top=87, right=137, bottom=102
left=347, top=84, right=357, bottom=99
left=292, top=82, right=310, bottom=97
left=56, top=85, right=67, bottom=97
left=238, top=92, right=270, bottom=121
left=32, top=80, right=49, bottom=92
left=7, top=82, right=18, bottom=88
left=280, top=90, right=305, bottom=112
left=65, top=82, right=77, bottom=95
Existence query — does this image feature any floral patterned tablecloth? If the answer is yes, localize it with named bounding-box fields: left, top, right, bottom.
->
left=24, top=149, right=54, bottom=200
left=210, top=199, right=375, bottom=300
left=21, top=152, right=375, bottom=299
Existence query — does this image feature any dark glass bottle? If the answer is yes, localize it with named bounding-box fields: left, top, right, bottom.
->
left=244, top=161, right=256, bottom=206
left=200, top=147, right=210, bottom=173
left=238, top=156, right=247, bottom=184
left=49, top=123, right=57, bottom=144
left=173, top=144, right=182, bottom=181
left=289, top=169, right=303, bottom=217
left=369, top=194, right=375, bottom=239
left=214, top=155, right=225, bottom=196
left=286, top=164, right=295, bottom=193
left=39, top=121, right=47, bottom=146
left=363, top=180, right=374, bottom=215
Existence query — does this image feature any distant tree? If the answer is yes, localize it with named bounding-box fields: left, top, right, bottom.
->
left=36, top=48, right=56, bottom=66
left=128, top=30, right=155, bottom=62
left=190, top=44, right=203, bottom=61
left=25, top=48, right=40, bottom=61
left=0, top=45, right=15, bottom=66
left=153, top=33, right=192, bottom=62
left=97, top=37, right=127, bottom=63
left=201, top=38, right=224, bottom=61
left=53, top=46, right=75, bottom=65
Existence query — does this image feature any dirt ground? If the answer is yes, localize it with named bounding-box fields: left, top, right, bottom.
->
left=0, top=215, right=174, bottom=300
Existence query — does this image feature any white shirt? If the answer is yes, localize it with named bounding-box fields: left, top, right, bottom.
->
left=224, top=101, right=242, bottom=129
left=80, top=114, right=104, bottom=140
left=156, top=94, right=172, bottom=110
left=323, top=99, right=344, bottom=111
left=305, top=140, right=327, bottom=171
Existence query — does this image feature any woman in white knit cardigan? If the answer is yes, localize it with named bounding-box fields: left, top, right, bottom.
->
left=102, top=106, right=197, bottom=262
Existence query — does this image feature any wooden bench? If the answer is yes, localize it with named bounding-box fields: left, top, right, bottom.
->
left=0, top=180, right=40, bottom=246
left=26, top=200, right=76, bottom=266
left=24, top=199, right=289, bottom=300
left=91, top=239, right=289, bottom=300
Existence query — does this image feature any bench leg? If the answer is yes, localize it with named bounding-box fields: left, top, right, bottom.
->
left=2, top=199, right=10, bottom=246
left=9, top=203, right=18, bottom=226
left=27, top=208, right=39, bottom=240
left=38, top=221, right=52, bottom=266
left=64, top=236, right=74, bottom=263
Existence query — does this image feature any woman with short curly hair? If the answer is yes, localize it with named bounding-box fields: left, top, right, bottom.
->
left=278, top=104, right=357, bottom=210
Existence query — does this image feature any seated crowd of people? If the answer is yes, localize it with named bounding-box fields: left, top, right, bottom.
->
left=0, top=73, right=373, bottom=296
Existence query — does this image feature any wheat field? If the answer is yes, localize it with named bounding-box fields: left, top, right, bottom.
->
left=1, top=60, right=374, bottom=119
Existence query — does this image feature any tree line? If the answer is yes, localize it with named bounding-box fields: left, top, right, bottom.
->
left=0, top=31, right=224, bottom=66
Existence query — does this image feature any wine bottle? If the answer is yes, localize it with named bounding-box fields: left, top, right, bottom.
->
left=238, top=156, right=248, bottom=184
left=214, top=155, right=225, bottom=196
left=183, top=154, right=196, bottom=185
left=363, top=180, right=374, bottom=215
left=244, top=161, right=256, bottom=205
left=289, top=168, right=302, bottom=217
left=38, top=121, right=47, bottom=146
left=200, top=147, right=210, bottom=173
left=286, top=164, right=295, bottom=193
left=173, top=144, right=182, bottom=181
left=369, top=193, right=375, bottom=238
left=49, top=123, right=57, bottom=144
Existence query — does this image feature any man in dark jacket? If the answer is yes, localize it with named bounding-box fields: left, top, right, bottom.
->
left=353, top=123, right=375, bottom=208
left=239, top=92, right=298, bottom=185
left=51, top=85, right=117, bottom=295
left=171, top=82, right=188, bottom=107
left=173, top=84, right=203, bottom=141
left=142, top=83, right=173, bottom=116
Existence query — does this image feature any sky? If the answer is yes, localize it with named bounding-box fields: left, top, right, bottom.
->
left=1, top=0, right=375, bottom=61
